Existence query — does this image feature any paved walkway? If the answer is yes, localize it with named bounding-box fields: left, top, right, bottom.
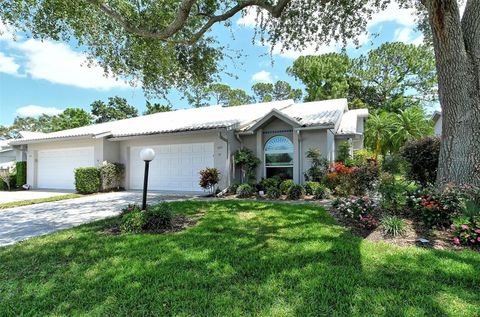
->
left=0, top=191, right=193, bottom=247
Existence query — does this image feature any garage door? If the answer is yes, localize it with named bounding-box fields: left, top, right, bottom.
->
left=130, top=143, right=214, bottom=192
left=37, top=147, right=95, bottom=189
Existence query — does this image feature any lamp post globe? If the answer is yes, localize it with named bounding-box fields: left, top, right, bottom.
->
left=140, top=148, right=155, bottom=210
left=140, top=148, right=155, bottom=162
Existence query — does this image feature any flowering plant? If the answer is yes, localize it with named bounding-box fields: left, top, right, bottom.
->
left=333, top=196, right=377, bottom=220
left=451, top=216, right=480, bottom=246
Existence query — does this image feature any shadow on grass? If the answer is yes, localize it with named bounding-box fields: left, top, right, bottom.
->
left=0, top=201, right=478, bottom=316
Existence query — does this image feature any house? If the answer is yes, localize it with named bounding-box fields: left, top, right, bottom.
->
left=432, top=111, right=442, bottom=136
left=9, top=99, right=368, bottom=192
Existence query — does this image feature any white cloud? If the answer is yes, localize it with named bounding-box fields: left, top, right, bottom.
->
left=393, top=27, right=424, bottom=45
left=16, top=105, right=63, bottom=117
left=0, top=19, right=15, bottom=41
left=367, top=3, right=417, bottom=28
left=11, top=39, right=129, bottom=90
left=237, top=7, right=258, bottom=28
left=0, top=52, right=20, bottom=75
left=251, top=70, right=273, bottom=83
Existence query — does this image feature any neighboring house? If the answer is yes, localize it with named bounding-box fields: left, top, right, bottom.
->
left=0, top=140, right=16, bottom=165
left=432, top=111, right=442, bottom=136
left=10, top=99, right=368, bottom=192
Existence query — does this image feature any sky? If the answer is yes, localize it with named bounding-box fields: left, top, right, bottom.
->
left=0, top=3, right=426, bottom=126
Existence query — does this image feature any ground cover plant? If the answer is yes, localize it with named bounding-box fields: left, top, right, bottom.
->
left=0, top=201, right=478, bottom=316
left=0, top=194, right=82, bottom=209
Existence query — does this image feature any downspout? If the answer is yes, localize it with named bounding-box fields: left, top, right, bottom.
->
left=297, top=130, right=303, bottom=184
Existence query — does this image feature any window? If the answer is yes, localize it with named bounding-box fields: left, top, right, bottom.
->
left=264, top=136, right=294, bottom=179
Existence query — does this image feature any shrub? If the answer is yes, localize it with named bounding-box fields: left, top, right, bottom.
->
left=353, top=149, right=375, bottom=165
left=280, top=179, right=295, bottom=194
left=266, top=187, right=281, bottom=199
left=286, top=184, right=304, bottom=200
left=408, top=185, right=462, bottom=228
left=74, top=167, right=101, bottom=194
left=304, top=148, right=329, bottom=182
left=359, top=214, right=379, bottom=230
left=313, top=185, right=329, bottom=200
left=0, top=170, right=16, bottom=191
left=451, top=216, right=480, bottom=246
left=351, top=158, right=379, bottom=195
left=304, top=181, right=320, bottom=195
left=381, top=154, right=406, bottom=175
left=144, top=202, right=174, bottom=230
left=337, top=141, right=351, bottom=163
left=381, top=215, right=407, bottom=236
left=15, top=161, right=27, bottom=187
left=401, top=137, right=440, bottom=185
left=199, top=167, right=221, bottom=194
left=333, top=196, right=377, bottom=220
left=236, top=183, right=254, bottom=198
left=121, top=209, right=145, bottom=233
left=259, top=176, right=282, bottom=191
left=99, top=162, right=125, bottom=191
left=378, top=173, right=408, bottom=212
left=227, top=182, right=240, bottom=194
left=234, top=148, right=260, bottom=183
left=327, top=162, right=355, bottom=196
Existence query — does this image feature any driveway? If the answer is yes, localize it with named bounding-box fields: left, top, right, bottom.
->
left=0, top=191, right=194, bottom=247
left=0, top=190, right=74, bottom=204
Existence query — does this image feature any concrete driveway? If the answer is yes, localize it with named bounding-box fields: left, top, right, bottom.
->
left=0, top=191, right=193, bottom=247
left=0, top=190, right=74, bottom=204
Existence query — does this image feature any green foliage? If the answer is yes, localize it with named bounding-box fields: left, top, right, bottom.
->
left=352, top=158, right=380, bottom=196
left=286, top=184, right=304, bottom=200
left=313, top=185, right=328, bottom=200
left=353, top=149, right=375, bottom=165
left=199, top=167, right=221, bottom=194
left=144, top=101, right=172, bottom=115
left=378, top=173, right=408, bottom=213
left=207, top=83, right=252, bottom=107
left=227, top=182, right=240, bottom=194
left=279, top=179, right=295, bottom=195
left=381, top=215, right=407, bottom=237
left=304, top=148, right=329, bottom=182
left=121, top=209, right=145, bottom=234
left=15, top=161, right=27, bottom=187
left=236, top=184, right=254, bottom=198
left=333, top=196, right=377, bottom=220
left=266, top=187, right=281, bottom=199
left=365, top=108, right=433, bottom=156
left=381, top=155, right=406, bottom=175
left=144, top=203, right=174, bottom=230
left=99, top=162, right=125, bottom=191
left=304, top=181, right=320, bottom=195
left=74, top=167, right=101, bottom=194
left=451, top=216, right=480, bottom=246
left=0, top=169, right=16, bottom=191
left=259, top=177, right=282, bottom=191
left=401, top=137, right=440, bottom=186
left=234, top=148, right=260, bottom=183
left=252, top=80, right=302, bottom=103
left=91, top=97, right=138, bottom=123
left=336, top=141, right=351, bottom=163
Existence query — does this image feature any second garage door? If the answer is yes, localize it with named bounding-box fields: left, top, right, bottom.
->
left=130, top=143, right=214, bottom=192
left=37, top=147, right=95, bottom=189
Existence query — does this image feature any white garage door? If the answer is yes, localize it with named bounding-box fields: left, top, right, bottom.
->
left=130, top=143, right=214, bottom=192
left=37, top=147, right=95, bottom=189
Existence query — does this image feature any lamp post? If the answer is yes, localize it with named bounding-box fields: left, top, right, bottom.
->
left=140, top=148, right=155, bottom=210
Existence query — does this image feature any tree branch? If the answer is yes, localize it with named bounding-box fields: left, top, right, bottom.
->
left=84, top=0, right=291, bottom=44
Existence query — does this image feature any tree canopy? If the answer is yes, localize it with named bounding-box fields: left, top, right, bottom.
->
left=91, top=96, right=138, bottom=123
left=288, top=42, right=437, bottom=112
left=252, top=80, right=302, bottom=103
left=144, top=102, right=172, bottom=115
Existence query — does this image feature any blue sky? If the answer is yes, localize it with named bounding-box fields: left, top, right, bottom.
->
left=0, top=3, right=425, bottom=126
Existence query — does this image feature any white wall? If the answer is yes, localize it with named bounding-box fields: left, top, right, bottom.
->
left=434, top=116, right=442, bottom=136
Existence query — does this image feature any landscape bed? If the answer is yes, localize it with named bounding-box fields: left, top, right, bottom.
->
left=0, top=200, right=478, bottom=316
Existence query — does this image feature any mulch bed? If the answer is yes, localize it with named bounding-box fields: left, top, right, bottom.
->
left=104, top=214, right=200, bottom=236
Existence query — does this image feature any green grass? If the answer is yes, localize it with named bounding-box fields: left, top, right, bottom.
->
left=0, top=193, right=82, bottom=209
left=0, top=201, right=478, bottom=316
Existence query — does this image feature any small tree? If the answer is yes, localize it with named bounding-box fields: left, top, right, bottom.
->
left=401, top=137, right=440, bottom=186
left=234, top=148, right=260, bottom=183
left=199, top=168, right=221, bottom=194
left=0, top=165, right=15, bottom=191
left=304, top=148, right=329, bottom=182
left=337, top=141, right=351, bottom=163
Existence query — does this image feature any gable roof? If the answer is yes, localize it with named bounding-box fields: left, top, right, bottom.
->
left=10, top=98, right=367, bottom=145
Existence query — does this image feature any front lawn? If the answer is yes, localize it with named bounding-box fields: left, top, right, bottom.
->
left=0, top=201, right=478, bottom=316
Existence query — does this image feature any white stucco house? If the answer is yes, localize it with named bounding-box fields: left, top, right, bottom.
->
left=432, top=111, right=442, bottom=136
left=9, top=99, right=368, bottom=192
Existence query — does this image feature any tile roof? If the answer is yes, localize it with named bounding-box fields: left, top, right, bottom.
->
left=10, top=98, right=368, bottom=144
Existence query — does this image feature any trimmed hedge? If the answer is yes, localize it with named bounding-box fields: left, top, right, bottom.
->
left=74, top=167, right=101, bottom=194
left=16, top=161, right=27, bottom=187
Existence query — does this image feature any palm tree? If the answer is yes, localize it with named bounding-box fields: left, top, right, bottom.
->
left=364, top=111, right=397, bottom=158
left=391, top=107, right=433, bottom=152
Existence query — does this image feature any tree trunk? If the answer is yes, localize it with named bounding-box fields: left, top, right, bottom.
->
left=426, top=0, right=480, bottom=186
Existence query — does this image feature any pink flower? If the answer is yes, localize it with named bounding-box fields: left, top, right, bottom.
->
left=452, top=237, right=460, bottom=245
left=475, top=229, right=480, bottom=234
left=461, top=224, right=469, bottom=230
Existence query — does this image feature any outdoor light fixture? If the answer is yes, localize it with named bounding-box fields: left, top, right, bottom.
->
left=140, top=148, right=155, bottom=210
